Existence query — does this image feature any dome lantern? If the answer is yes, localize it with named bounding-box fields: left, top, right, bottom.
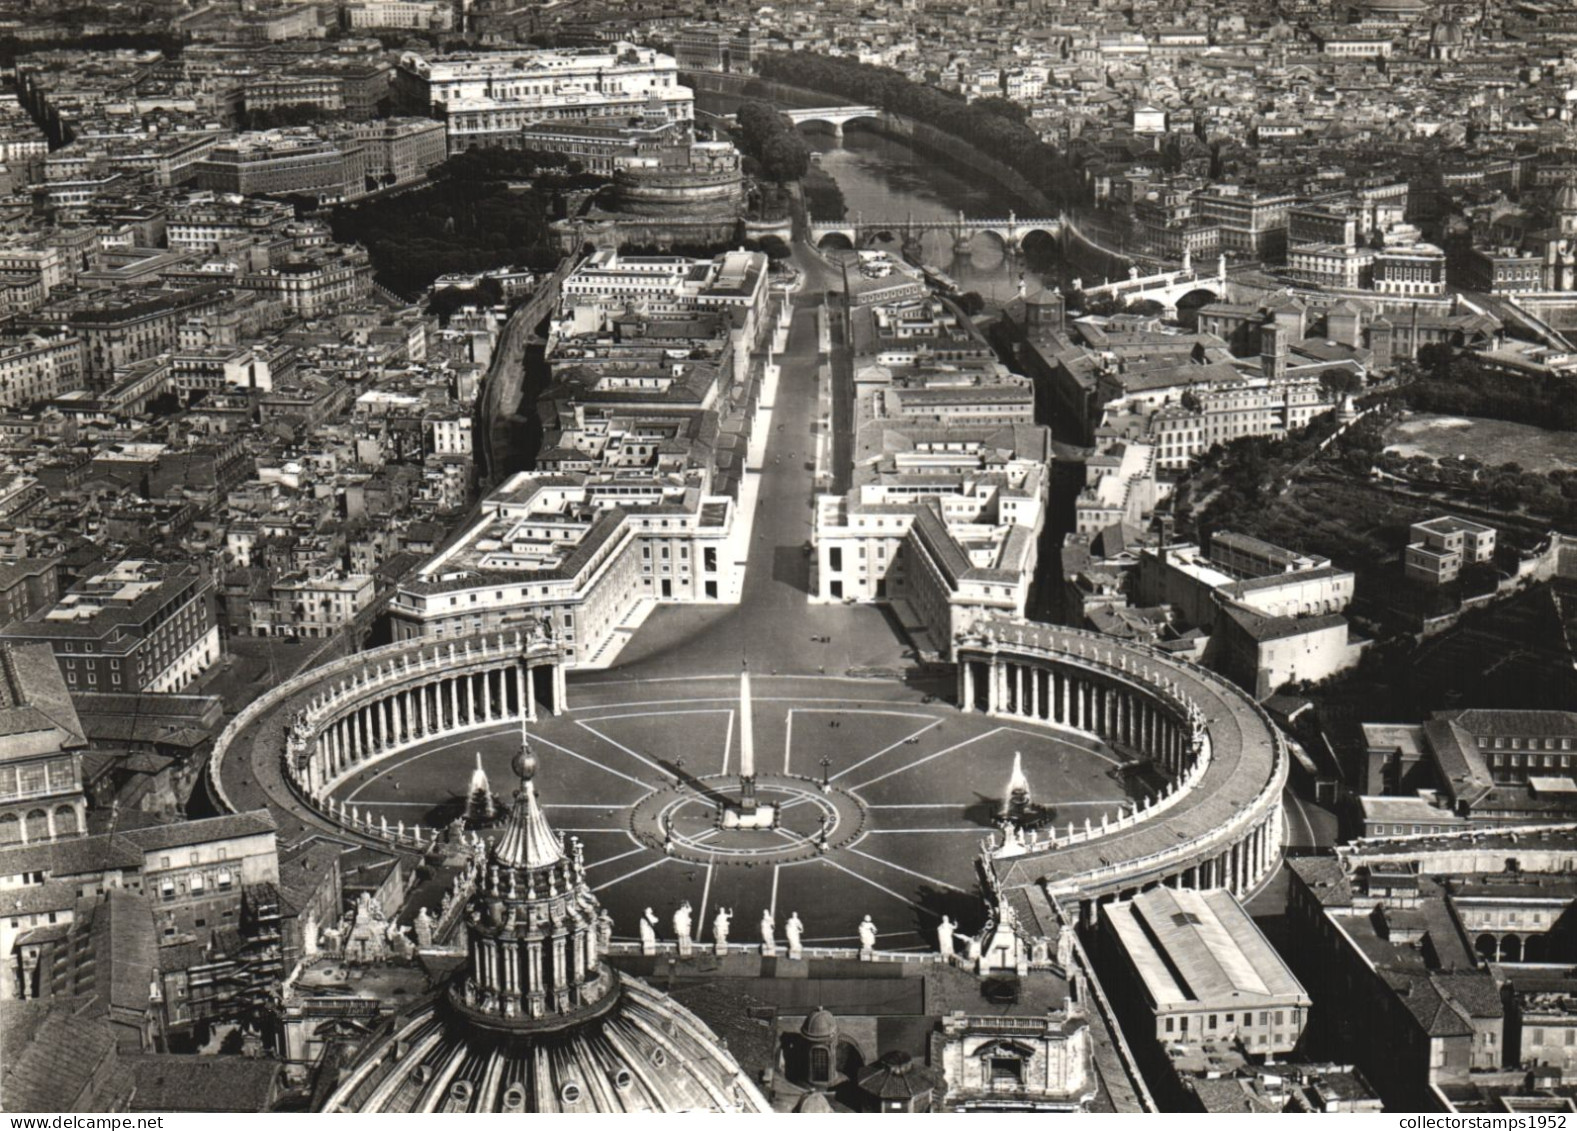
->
left=320, top=727, right=772, bottom=1113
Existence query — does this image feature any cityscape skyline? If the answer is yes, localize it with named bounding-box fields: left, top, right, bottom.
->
left=0, top=0, right=1575, bottom=1116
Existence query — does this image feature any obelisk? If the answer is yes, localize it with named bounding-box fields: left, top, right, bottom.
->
left=738, top=663, right=757, bottom=814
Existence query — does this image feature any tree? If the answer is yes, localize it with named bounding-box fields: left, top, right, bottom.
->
left=1319, top=368, right=1362, bottom=397
left=759, top=132, right=811, bottom=184
left=974, top=96, right=1028, bottom=123
left=241, top=102, right=340, bottom=131
left=758, top=235, right=792, bottom=260
left=955, top=291, right=985, bottom=316
left=1488, top=475, right=1522, bottom=512
left=1416, top=342, right=1454, bottom=378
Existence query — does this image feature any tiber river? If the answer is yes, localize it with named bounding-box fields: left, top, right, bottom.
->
left=803, top=128, right=1125, bottom=304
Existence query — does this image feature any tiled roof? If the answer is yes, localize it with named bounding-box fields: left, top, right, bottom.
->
left=127, top=1055, right=280, bottom=1113
left=0, top=811, right=276, bottom=881
left=0, top=998, right=131, bottom=1112
left=0, top=641, right=87, bottom=757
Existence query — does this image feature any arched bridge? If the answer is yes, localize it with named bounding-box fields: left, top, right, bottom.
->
left=810, top=209, right=1065, bottom=254
left=783, top=105, right=882, bottom=138
left=1074, top=254, right=1230, bottom=314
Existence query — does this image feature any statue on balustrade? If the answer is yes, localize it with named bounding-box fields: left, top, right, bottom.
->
left=784, top=912, right=804, bottom=959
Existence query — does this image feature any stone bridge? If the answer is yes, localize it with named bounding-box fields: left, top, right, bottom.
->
left=809, top=210, right=1065, bottom=255
left=782, top=104, right=882, bottom=138
left=1075, top=253, right=1229, bottom=314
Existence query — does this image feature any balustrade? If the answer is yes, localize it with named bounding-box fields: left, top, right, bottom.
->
left=956, top=620, right=1287, bottom=903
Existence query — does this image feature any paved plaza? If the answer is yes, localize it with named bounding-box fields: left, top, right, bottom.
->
left=330, top=675, right=1136, bottom=950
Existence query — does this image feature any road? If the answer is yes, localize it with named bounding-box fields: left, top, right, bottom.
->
left=1244, top=787, right=1340, bottom=920
left=593, top=241, right=917, bottom=683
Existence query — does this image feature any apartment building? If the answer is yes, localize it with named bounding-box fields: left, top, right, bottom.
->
left=0, top=561, right=221, bottom=694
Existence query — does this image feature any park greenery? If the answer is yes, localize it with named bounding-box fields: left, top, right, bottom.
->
left=237, top=101, right=391, bottom=132
left=1187, top=403, right=1577, bottom=572
left=802, top=173, right=848, bottom=221
left=0, top=29, right=181, bottom=71
left=329, top=148, right=603, bottom=297
left=732, top=100, right=813, bottom=184
left=1407, top=343, right=1577, bottom=431
left=753, top=52, right=1084, bottom=207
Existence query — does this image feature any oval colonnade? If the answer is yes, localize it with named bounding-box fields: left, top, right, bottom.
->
left=208, top=631, right=569, bottom=851
left=956, top=620, right=1288, bottom=925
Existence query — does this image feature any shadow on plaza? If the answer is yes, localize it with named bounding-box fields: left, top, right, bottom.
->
left=914, top=884, right=988, bottom=939
left=661, top=760, right=736, bottom=809
left=964, top=795, right=1008, bottom=830
left=770, top=543, right=812, bottom=595
left=966, top=796, right=1088, bottom=833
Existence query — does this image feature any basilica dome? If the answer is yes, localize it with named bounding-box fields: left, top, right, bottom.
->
left=320, top=749, right=772, bottom=1114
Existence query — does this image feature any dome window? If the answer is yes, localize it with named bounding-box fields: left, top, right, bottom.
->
left=502, top=1085, right=526, bottom=1111
left=612, top=1069, right=633, bottom=1091
left=450, top=1081, right=473, bottom=1107
left=560, top=1082, right=583, bottom=1105
left=650, top=1048, right=668, bottom=1068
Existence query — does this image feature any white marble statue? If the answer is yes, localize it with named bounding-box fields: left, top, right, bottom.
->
left=713, top=907, right=732, bottom=956
left=858, top=914, right=878, bottom=956
left=785, top=912, right=804, bottom=959
left=639, top=907, right=659, bottom=953
left=760, top=909, right=776, bottom=954
left=302, top=911, right=319, bottom=957
left=674, top=901, right=693, bottom=955
left=937, top=915, right=956, bottom=960
left=414, top=907, right=434, bottom=947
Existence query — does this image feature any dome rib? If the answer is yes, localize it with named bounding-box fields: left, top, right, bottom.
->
left=320, top=736, right=772, bottom=1114
left=493, top=776, right=565, bottom=870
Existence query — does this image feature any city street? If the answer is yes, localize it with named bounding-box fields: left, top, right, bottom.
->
left=597, top=241, right=912, bottom=683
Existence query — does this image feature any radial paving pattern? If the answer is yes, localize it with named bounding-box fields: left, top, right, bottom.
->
left=328, top=676, right=1134, bottom=950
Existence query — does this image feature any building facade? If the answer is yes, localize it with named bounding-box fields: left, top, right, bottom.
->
left=0, top=561, right=221, bottom=694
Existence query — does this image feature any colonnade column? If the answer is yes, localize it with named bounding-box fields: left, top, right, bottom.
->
left=961, top=660, right=976, bottom=712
